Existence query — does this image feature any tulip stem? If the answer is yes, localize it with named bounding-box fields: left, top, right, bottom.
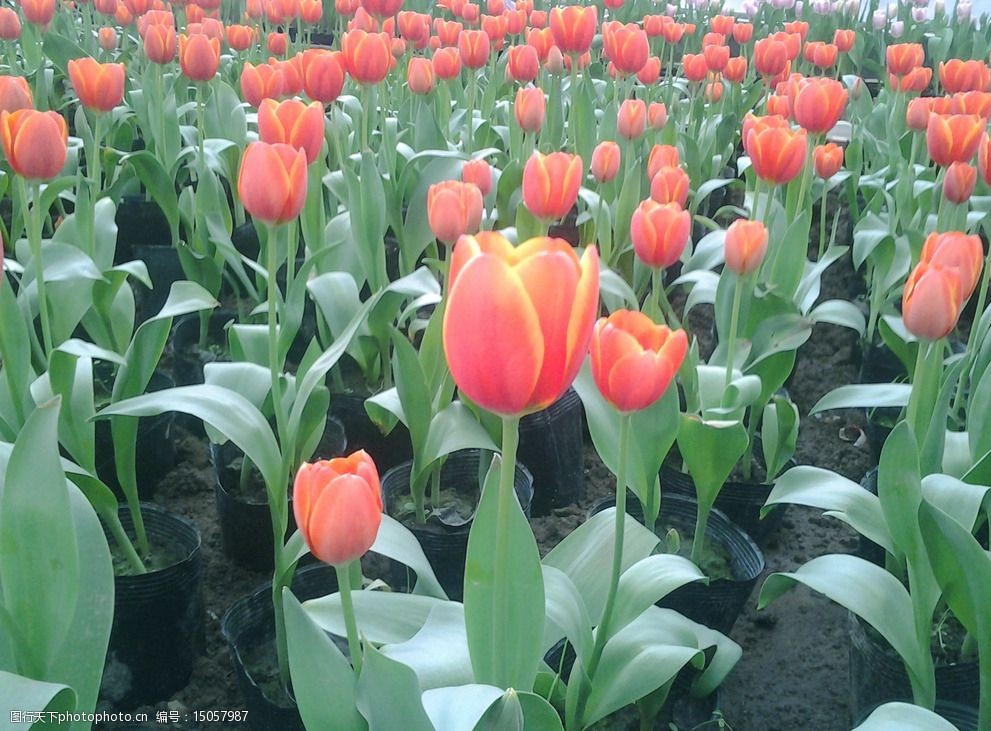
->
left=26, top=180, right=53, bottom=358
left=335, top=561, right=363, bottom=676
left=491, top=414, right=521, bottom=673
left=906, top=338, right=942, bottom=454
left=723, top=273, right=745, bottom=398
left=574, top=415, right=631, bottom=729
left=465, top=71, right=476, bottom=156
left=817, top=182, right=829, bottom=260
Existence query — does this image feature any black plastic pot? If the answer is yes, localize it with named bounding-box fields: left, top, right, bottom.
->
left=330, top=391, right=413, bottom=472
left=381, top=449, right=535, bottom=601
left=856, top=343, right=906, bottom=464
left=222, top=564, right=342, bottom=731
left=849, top=614, right=979, bottom=721
left=102, top=504, right=203, bottom=708
left=659, top=447, right=790, bottom=546
left=94, top=371, right=176, bottom=501
left=518, top=387, right=584, bottom=516
left=590, top=493, right=764, bottom=635
left=211, top=418, right=347, bottom=571
left=133, top=243, right=183, bottom=323
left=114, top=195, right=172, bottom=265
left=171, top=310, right=235, bottom=387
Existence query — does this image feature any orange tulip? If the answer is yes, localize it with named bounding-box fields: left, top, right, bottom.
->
left=682, top=53, right=708, bottom=83
left=804, top=41, right=838, bottom=69
left=522, top=151, right=582, bottom=220
left=0, top=76, right=33, bottom=115
left=943, top=161, right=977, bottom=204
left=237, top=142, right=308, bottom=224
left=0, top=109, right=68, bottom=180
left=813, top=143, right=843, bottom=179
left=710, top=14, right=734, bottom=35
left=950, top=91, right=991, bottom=117
left=784, top=20, right=808, bottom=39
left=95, top=0, right=116, bottom=15
left=753, top=37, right=788, bottom=78
left=361, top=0, right=402, bottom=18
left=920, top=231, right=983, bottom=299
left=591, top=141, right=620, bottom=183
left=906, top=97, right=932, bottom=131
left=300, top=0, right=322, bottom=23
left=979, top=132, right=991, bottom=185
left=481, top=14, right=507, bottom=51
left=98, top=26, right=117, bottom=50
left=927, top=113, right=984, bottom=166
left=21, top=0, right=55, bottom=26
left=442, top=232, right=600, bottom=415
left=603, top=23, right=649, bottom=75
left=432, top=46, right=462, bottom=79
left=704, top=43, right=729, bottom=74
left=591, top=310, right=687, bottom=413
left=549, top=5, right=596, bottom=55
left=637, top=57, right=661, bottom=86
left=461, top=158, right=492, bottom=196
left=743, top=114, right=807, bottom=185
left=724, top=219, right=768, bottom=275
left=940, top=59, right=991, bottom=94
left=902, top=262, right=963, bottom=340
left=661, top=21, right=684, bottom=44
left=647, top=101, right=667, bottom=129
left=342, top=30, right=393, bottom=84
left=631, top=199, right=690, bottom=269
left=398, top=10, right=430, bottom=47
left=435, top=18, right=463, bottom=46
left=889, top=66, right=931, bottom=94
left=407, top=56, right=435, bottom=94
left=649, top=165, right=690, bottom=207
left=833, top=28, right=855, bottom=53
left=258, top=98, right=324, bottom=165
left=293, top=452, right=382, bottom=567
left=886, top=43, right=924, bottom=77
left=507, top=44, right=539, bottom=83
left=514, top=86, right=545, bottom=133
left=301, top=49, right=346, bottom=104
left=458, top=28, right=490, bottom=68
left=241, top=62, right=289, bottom=107
left=427, top=180, right=484, bottom=245
left=647, top=144, right=680, bottom=180
left=143, top=20, right=176, bottom=63
left=766, top=93, right=791, bottom=118
left=179, top=32, right=220, bottom=81
left=793, top=77, right=847, bottom=134
left=226, top=23, right=257, bottom=51
left=733, top=22, right=753, bottom=45
left=617, top=98, right=646, bottom=140
left=724, top=56, right=747, bottom=84
left=68, top=58, right=125, bottom=112
left=267, top=31, right=287, bottom=56
left=525, top=27, right=554, bottom=62
left=0, top=8, right=21, bottom=38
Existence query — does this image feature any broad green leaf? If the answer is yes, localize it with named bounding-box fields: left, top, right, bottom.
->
left=420, top=402, right=498, bottom=471
left=852, top=702, right=959, bottom=731
left=380, top=603, right=472, bottom=690
left=421, top=684, right=504, bottom=731
left=811, top=384, right=912, bottom=413
left=541, top=565, right=593, bottom=663
left=304, top=591, right=447, bottom=646
left=356, top=644, right=433, bottom=731
left=283, top=591, right=366, bottom=731
left=0, top=672, right=76, bottom=722
left=676, top=415, right=748, bottom=513
left=370, top=515, right=447, bottom=599
left=607, top=555, right=706, bottom=641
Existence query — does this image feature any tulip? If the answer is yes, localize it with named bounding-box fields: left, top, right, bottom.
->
left=522, top=151, right=582, bottom=221
left=724, top=219, right=768, bottom=275
left=436, top=18, right=463, bottom=46
left=95, top=0, right=116, bottom=14
left=733, top=22, right=753, bottom=44
left=889, top=66, right=932, bottom=93
left=792, top=77, right=848, bottom=134
left=342, top=30, right=392, bottom=84
left=637, top=57, right=662, bottom=86
left=398, top=11, right=430, bottom=46
left=226, top=24, right=256, bottom=51
left=458, top=28, right=490, bottom=68
left=241, top=62, right=289, bottom=107
left=643, top=14, right=666, bottom=37
left=906, top=97, right=932, bottom=131
left=926, top=113, right=984, bottom=166
left=461, top=158, right=492, bottom=196
left=407, top=56, right=435, bottom=94
left=0, top=8, right=21, bottom=38
left=302, top=50, right=346, bottom=104
left=362, top=0, right=402, bottom=18
left=753, top=37, right=789, bottom=78
left=886, top=42, right=924, bottom=76
left=950, top=91, right=991, bottom=117
left=766, top=93, right=791, bottom=117
left=648, top=165, right=690, bottom=207
left=293, top=452, right=382, bottom=567
left=943, top=161, right=977, bottom=204
left=442, top=232, right=599, bottom=415
left=514, top=86, right=545, bottom=133
left=813, top=143, right=843, bottom=179
left=507, top=45, right=539, bottom=83
left=902, top=262, right=963, bottom=340
left=591, top=141, right=621, bottom=183
left=804, top=41, right=838, bottom=69
left=979, top=133, right=991, bottom=185
left=300, top=0, right=322, bottom=23
left=0, top=76, right=33, bottom=115
left=604, top=23, right=649, bottom=75
left=545, top=47, right=566, bottom=74
left=68, top=58, right=126, bottom=112
left=743, top=114, right=807, bottom=185
left=179, top=32, right=220, bottom=81
left=0, top=109, right=68, bottom=180
left=21, top=0, right=55, bottom=26
left=647, top=144, right=680, bottom=179
left=682, top=53, right=708, bottom=82
left=549, top=5, right=597, bottom=55
left=144, top=22, right=177, bottom=63
left=661, top=21, right=684, bottom=44
left=939, top=59, right=991, bottom=94
left=591, top=310, right=688, bottom=412
left=237, top=142, right=308, bottom=224
left=833, top=28, right=855, bottom=53
left=710, top=14, right=734, bottom=35
left=98, top=26, right=117, bottom=50
left=617, top=98, right=646, bottom=140
left=427, top=180, right=484, bottom=245
left=704, top=43, right=729, bottom=73
left=115, top=4, right=135, bottom=27
left=258, top=99, right=325, bottom=165
left=647, top=102, right=667, bottom=130
left=724, top=56, right=747, bottom=84
left=920, top=231, right=983, bottom=299
left=631, top=199, right=691, bottom=268
left=432, top=46, right=462, bottom=79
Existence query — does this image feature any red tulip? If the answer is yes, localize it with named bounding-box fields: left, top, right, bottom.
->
left=649, top=166, right=690, bottom=207
left=603, top=23, right=649, bottom=76
left=549, top=5, right=597, bottom=55
left=886, top=43, right=924, bottom=77
left=407, top=56, right=435, bottom=94
left=733, top=22, right=753, bottom=45
left=68, top=58, right=126, bottom=112
left=98, top=26, right=117, bottom=50
left=302, top=49, right=347, bottom=104
left=237, top=142, right=308, bottom=223
left=342, top=30, right=393, bottom=84
left=0, top=76, right=33, bottom=115
left=522, top=151, right=582, bottom=220
left=833, top=29, right=854, bottom=53
left=514, top=86, right=545, bottom=133
left=427, top=180, right=484, bottom=245
left=179, top=32, right=220, bottom=81
left=743, top=114, right=807, bottom=185
left=617, top=98, right=646, bottom=140
left=631, top=199, right=690, bottom=269
left=0, top=109, right=68, bottom=180
left=920, top=231, right=983, bottom=299
left=21, top=0, right=55, bottom=26
left=724, top=219, right=768, bottom=275
left=258, top=98, right=325, bottom=164
left=591, top=141, right=620, bottom=183
left=724, top=56, right=747, bottom=84
left=0, top=8, right=21, bottom=38
left=906, top=97, right=932, bottom=131
left=647, top=144, right=680, bottom=180
left=458, top=28, right=490, bottom=68
left=293, top=452, right=382, bottom=567
left=927, top=113, right=984, bottom=166
left=902, top=262, right=963, bottom=340
left=361, top=0, right=402, bottom=18
left=813, top=143, right=844, bottom=179
left=943, top=161, right=977, bottom=204
left=753, top=37, right=788, bottom=78
left=507, top=44, right=539, bottom=83
left=461, top=158, right=492, bottom=196
left=793, top=77, right=848, bottom=134
left=144, top=22, right=177, bottom=63
left=637, top=57, right=661, bottom=86
left=940, top=59, right=991, bottom=94
left=682, top=53, right=708, bottom=83
left=704, top=43, right=729, bottom=73
left=591, top=310, right=688, bottom=412
left=443, top=232, right=600, bottom=414
left=432, top=46, right=462, bottom=79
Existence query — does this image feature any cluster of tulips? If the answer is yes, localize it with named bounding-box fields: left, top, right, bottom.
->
left=3, top=0, right=991, bottom=727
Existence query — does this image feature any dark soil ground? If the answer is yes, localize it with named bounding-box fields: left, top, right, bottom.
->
left=98, top=210, right=876, bottom=730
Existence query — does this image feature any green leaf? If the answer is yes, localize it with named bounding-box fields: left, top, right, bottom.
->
left=0, top=671, right=76, bottom=723
left=304, top=591, right=447, bottom=645
left=369, top=515, right=447, bottom=599
left=0, top=399, right=80, bottom=673
left=761, top=395, right=799, bottom=480
left=853, top=702, right=959, bottom=731
left=421, top=684, right=504, bottom=731
left=811, top=384, right=912, bottom=413
left=607, top=554, right=706, bottom=641
left=420, top=402, right=499, bottom=478
left=541, top=565, right=594, bottom=663
left=283, top=591, right=366, bottom=731
left=356, top=644, right=433, bottom=731
left=122, top=151, right=179, bottom=243
left=676, top=415, right=748, bottom=515
left=517, top=691, right=565, bottom=731
left=379, top=603, right=472, bottom=690
left=758, top=554, right=934, bottom=704
left=463, top=453, right=544, bottom=691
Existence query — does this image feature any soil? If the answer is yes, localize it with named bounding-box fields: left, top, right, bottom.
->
left=98, top=219, right=876, bottom=730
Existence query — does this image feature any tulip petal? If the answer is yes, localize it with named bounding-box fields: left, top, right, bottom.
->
left=608, top=351, right=673, bottom=412
left=307, top=473, right=382, bottom=566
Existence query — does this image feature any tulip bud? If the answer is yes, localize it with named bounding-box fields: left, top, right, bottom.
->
left=407, top=56, right=435, bottom=94
left=591, top=141, right=621, bottom=183
left=902, top=262, right=962, bottom=340
left=0, top=109, right=68, bottom=180
left=258, top=98, right=325, bottom=164
left=0, top=76, right=33, bottom=115
left=920, top=231, right=983, bottom=299
left=943, top=161, right=977, bottom=203
left=647, top=144, right=680, bottom=180
left=68, top=58, right=126, bottom=112
left=522, top=151, right=582, bottom=221
left=514, top=86, right=546, bottom=133
left=648, top=102, right=667, bottom=129
left=813, top=143, right=844, bottom=179
left=649, top=165, right=691, bottom=207
left=98, top=26, right=118, bottom=50
left=507, top=44, right=539, bottom=83
left=237, top=142, right=308, bottom=223
left=461, top=158, right=493, bottom=196
left=906, top=97, right=932, bottom=131
left=724, top=219, right=768, bottom=275
left=0, top=8, right=21, bottom=39
left=427, top=180, right=484, bottom=245
left=179, top=32, right=221, bottom=81
left=631, top=199, right=691, bottom=268
left=617, top=98, right=647, bottom=140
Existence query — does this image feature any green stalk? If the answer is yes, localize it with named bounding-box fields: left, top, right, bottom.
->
left=905, top=339, right=942, bottom=451
left=817, top=182, right=828, bottom=260
left=465, top=71, right=477, bottom=155
left=568, top=55, right=579, bottom=149
left=723, top=274, right=745, bottom=395
left=107, top=513, right=147, bottom=575
left=26, top=180, right=53, bottom=357
left=690, top=501, right=710, bottom=566
left=573, top=416, right=631, bottom=727
left=492, top=414, right=521, bottom=672
left=335, top=561, right=364, bottom=675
